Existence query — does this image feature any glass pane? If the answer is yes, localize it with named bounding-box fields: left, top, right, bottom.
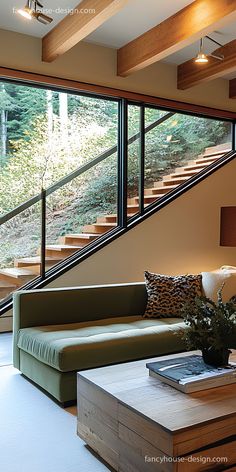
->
left=0, top=80, right=119, bottom=286
left=0, top=81, right=118, bottom=216
left=45, top=153, right=118, bottom=271
left=144, top=109, right=232, bottom=206
left=0, top=203, right=41, bottom=303
left=127, top=106, right=171, bottom=217
left=127, top=105, right=140, bottom=218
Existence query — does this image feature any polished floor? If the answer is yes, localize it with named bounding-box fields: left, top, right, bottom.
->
left=0, top=333, right=113, bottom=472
left=0, top=332, right=13, bottom=366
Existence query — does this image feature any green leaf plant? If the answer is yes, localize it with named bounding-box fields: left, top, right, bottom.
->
left=181, top=284, right=236, bottom=352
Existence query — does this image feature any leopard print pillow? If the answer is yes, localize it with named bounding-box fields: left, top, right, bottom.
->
left=230, top=295, right=236, bottom=304
left=144, top=271, right=202, bottom=318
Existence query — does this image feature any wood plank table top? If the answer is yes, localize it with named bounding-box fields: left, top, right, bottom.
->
left=79, top=351, right=236, bottom=434
left=77, top=351, right=236, bottom=470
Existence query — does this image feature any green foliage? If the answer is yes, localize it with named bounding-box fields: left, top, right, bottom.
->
left=182, top=286, right=236, bottom=351
left=126, top=106, right=230, bottom=194
left=0, top=84, right=16, bottom=113
left=143, top=114, right=229, bottom=186
left=1, top=84, right=47, bottom=146
left=0, top=100, right=118, bottom=214
left=79, top=155, right=117, bottom=212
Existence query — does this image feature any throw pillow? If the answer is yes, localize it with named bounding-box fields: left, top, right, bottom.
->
left=202, top=269, right=236, bottom=302
left=143, top=271, right=202, bottom=318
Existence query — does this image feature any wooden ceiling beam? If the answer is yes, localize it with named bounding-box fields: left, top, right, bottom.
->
left=177, top=39, right=236, bottom=90
left=117, top=0, right=236, bottom=77
left=42, top=0, right=129, bottom=63
left=229, top=78, right=236, bottom=98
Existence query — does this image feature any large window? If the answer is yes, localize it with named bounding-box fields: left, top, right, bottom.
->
left=0, top=78, right=233, bottom=307
left=0, top=81, right=119, bottom=275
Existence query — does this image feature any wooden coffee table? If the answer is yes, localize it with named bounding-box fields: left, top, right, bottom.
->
left=77, top=351, right=236, bottom=471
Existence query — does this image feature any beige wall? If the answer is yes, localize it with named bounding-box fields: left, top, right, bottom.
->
left=0, top=28, right=236, bottom=112
left=1, top=28, right=236, bottom=328
left=49, top=159, right=236, bottom=289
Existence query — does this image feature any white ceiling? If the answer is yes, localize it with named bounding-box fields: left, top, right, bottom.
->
left=0, top=0, right=194, bottom=40
left=0, top=0, right=235, bottom=75
left=0, top=0, right=81, bottom=37
left=86, top=0, right=193, bottom=48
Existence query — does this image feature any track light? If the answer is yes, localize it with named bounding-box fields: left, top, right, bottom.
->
left=33, top=10, right=53, bottom=25
left=195, top=52, right=209, bottom=63
left=195, top=38, right=209, bottom=64
left=210, top=53, right=224, bottom=61
left=17, top=0, right=53, bottom=25
left=195, top=36, right=224, bottom=64
left=18, top=0, right=33, bottom=19
left=206, top=35, right=224, bottom=61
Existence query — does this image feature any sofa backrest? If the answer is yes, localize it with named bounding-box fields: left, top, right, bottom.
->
left=13, top=282, right=147, bottom=329
left=13, top=282, right=147, bottom=369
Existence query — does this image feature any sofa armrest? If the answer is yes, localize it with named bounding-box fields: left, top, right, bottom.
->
left=13, top=282, right=147, bottom=369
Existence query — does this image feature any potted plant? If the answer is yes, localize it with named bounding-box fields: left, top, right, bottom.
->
left=181, top=286, right=236, bottom=367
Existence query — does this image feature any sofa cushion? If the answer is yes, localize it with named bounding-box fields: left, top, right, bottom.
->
left=17, top=315, right=186, bottom=372
left=144, top=271, right=202, bottom=318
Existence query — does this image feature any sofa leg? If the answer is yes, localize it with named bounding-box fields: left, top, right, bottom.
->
left=60, top=399, right=77, bottom=408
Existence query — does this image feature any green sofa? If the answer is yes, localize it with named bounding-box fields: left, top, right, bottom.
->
left=13, top=282, right=186, bottom=404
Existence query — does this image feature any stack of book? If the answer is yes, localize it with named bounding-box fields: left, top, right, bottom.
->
left=146, top=355, right=236, bottom=393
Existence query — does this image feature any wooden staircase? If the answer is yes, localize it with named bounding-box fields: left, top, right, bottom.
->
left=0, top=143, right=230, bottom=303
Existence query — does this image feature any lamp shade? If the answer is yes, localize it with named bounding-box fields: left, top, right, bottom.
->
left=220, top=207, right=236, bottom=247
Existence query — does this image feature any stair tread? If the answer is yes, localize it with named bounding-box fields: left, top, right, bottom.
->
left=165, top=176, right=189, bottom=182
left=203, top=148, right=231, bottom=157
left=0, top=268, right=37, bottom=278
left=150, top=184, right=180, bottom=191
left=15, top=256, right=60, bottom=264
left=64, top=233, right=98, bottom=239
left=171, top=170, right=199, bottom=177
left=184, top=164, right=205, bottom=170
left=195, top=156, right=222, bottom=163
left=0, top=280, right=18, bottom=288
left=87, top=223, right=116, bottom=227
left=134, top=196, right=160, bottom=202
left=203, top=151, right=224, bottom=156
left=100, top=212, right=136, bottom=218
left=143, top=194, right=163, bottom=198
left=46, top=244, right=82, bottom=250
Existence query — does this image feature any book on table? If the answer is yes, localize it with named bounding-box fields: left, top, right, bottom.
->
left=146, top=355, right=236, bottom=393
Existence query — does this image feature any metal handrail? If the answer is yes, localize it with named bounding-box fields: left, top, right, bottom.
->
left=0, top=111, right=175, bottom=226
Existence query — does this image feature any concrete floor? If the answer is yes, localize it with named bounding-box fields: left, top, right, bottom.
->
left=0, top=332, right=13, bottom=366
left=0, top=364, right=113, bottom=472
